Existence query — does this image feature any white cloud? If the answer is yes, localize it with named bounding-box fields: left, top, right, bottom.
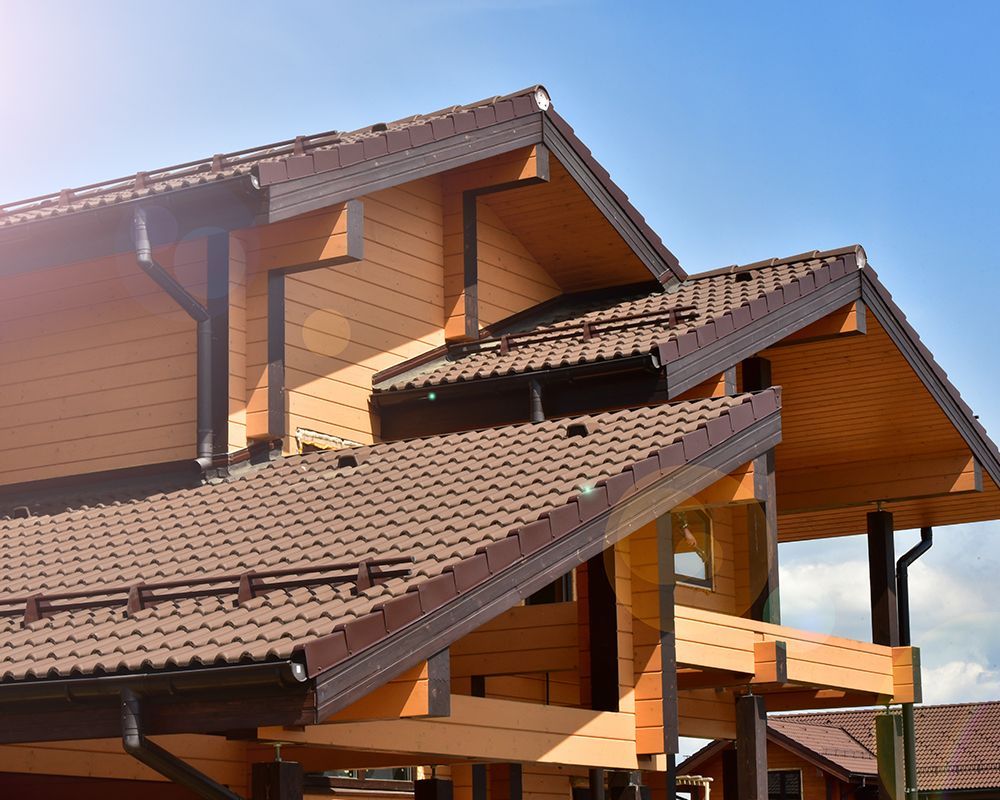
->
left=776, top=522, right=1000, bottom=705
left=920, top=661, right=1000, bottom=704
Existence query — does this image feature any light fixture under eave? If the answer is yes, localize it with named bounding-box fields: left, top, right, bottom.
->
left=534, top=87, right=551, bottom=111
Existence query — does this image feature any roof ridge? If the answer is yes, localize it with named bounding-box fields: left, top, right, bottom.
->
left=688, top=243, right=866, bottom=281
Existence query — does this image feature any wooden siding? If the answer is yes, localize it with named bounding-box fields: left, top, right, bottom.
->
left=0, top=735, right=249, bottom=795
left=691, top=742, right=838, bottom=800
left=483, top=156, right=651, bottom=290
left=283, top=182, right=444, bottom=445
left=442, top=147, right=558, bottom=340
left=228, top=236, right=248, bottom=450
left=769, top=315, right=1000, bottom=539
left=326, top=661, right=437, bottom=722
left=260, top=695, right=639, bottom=770
left=0, top=243, right=205, bottom=486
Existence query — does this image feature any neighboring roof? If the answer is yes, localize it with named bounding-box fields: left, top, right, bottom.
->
left=769, top=718, right=875, bottom=778
left=785, top=704, right=1000, bottom=792
left=374, top=245, right=864, bottom=392
left=0, top=391, right=779, bottom=685
left=680, top=703, right=1000, bottom=793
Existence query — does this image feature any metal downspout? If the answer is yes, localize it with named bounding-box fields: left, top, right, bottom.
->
left=897, top=526, right=933, bottom=799
left=121, top=688, right=245, bottom=800
left=133, top=208, right=214, bottom=465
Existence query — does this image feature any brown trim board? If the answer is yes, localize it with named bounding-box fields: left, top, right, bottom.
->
left=542, top=111, right=684, bottom=283
left=305, top=395, right=783, bottom=720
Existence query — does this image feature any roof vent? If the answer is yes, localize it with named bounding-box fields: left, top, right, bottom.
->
left=735, top=272, right=754, bottom=282
left=337, top=454, right=360, bottom=469
left=371, top=122, right=388, bottom=133
left=566, top=422, right=590, bottom=438
left=11, top=506, right=30, bottom=519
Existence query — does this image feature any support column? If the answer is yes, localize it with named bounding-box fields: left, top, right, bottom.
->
left=416, top=779, right=455, bottom=800
left=252, top=761, right=303, bottom=800
left=748, top=451, right=780, bottom=624
left=735, top=695, right=767, bottom=800
left=875, top=713, right=905, bottom=800
left=207, top=232, right=231, bottom=456
left=589, top=769, right=606, bottom=800
left=722, top=748, right=738, bottom=800
left=867, top=511, right=900, bottom=646
left=656, top=515, right=679, bottom=755
left=741, top=357, right=771, bottom=392
left=588, top=552, right=619, bottom=712
left=472, top=676, right=487, bottom=800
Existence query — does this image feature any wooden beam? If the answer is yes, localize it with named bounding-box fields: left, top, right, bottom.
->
left=760, top=689, right=879, bottom=713
left=868, top=510, right=900, bottom=647
left=764, top=300, right=866, bottom=348
left=892, top=647, right=922, bottom=705
left=752, top=641, right=788, bottom=685
left=735, top=694, right=767, bottom=800
left=258, top=695, right=638, bottom=770
left=748, top=450, right=780, bottom=624
left=721, top=748, right=738, bottom=800
left=779, top=453, right=983, bottom=514
left=657, top=515, right=679, bottom=755
left=589, top=551, right=620, bottom=712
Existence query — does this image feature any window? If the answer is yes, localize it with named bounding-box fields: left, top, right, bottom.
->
left=671, top=510, right=713, bottom=588
left=526, top=572, right=574, bottom=605
left=768, top=770, right=802, bottom=800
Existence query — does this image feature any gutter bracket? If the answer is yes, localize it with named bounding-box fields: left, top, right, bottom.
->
left=121, top=687, right=245, bottom=800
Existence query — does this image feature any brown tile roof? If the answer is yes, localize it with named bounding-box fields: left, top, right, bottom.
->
left=374, top=245, right=863, bottom=393
left=0, top=87, right=550, bottom=228
left=769, top=718, right=876, bottom=777
left=781, top=704, right=1000, bottom=792
left=0, top=392, right=778, bottom=684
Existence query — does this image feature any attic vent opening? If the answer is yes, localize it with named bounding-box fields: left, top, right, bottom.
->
left=12, top=506, right=31, bottom=519
left=371, top=122, right=388, bottom=133
left=735, top=272, right=754, bottom=282
left=337, top=454, right=360, bottom=469
left=566, top=422, right=590, bottom=438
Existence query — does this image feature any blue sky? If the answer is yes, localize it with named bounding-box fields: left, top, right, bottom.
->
left=3, top=0, right=998, bottom=748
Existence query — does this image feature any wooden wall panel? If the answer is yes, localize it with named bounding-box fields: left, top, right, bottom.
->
left=688, top=743, right=834, bottom=800
left=228, top=236, right=248, bottom=451
left=282, top=180, right=444, bottom=446
left=0, top=243, right=205, bottom=485
left=0, top=735, right=248, bottom=795
left=474, top=202, right=560, bottom=328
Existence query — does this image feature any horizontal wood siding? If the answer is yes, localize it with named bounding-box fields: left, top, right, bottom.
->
left=229, top=237, right=248, bottom=450
left=284, top=181, right=445, bottom=445
left=0, top=243, right=205, bottom=485
left=0, top=735, right=248, bottom=795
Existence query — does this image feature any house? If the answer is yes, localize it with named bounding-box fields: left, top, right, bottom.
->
left=0, top=85, right=997, bottom=800
left=678, top=702, right=1000, bottom=800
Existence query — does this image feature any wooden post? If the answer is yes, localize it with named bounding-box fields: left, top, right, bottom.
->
left=875, top=713, right=905, bottom=800
left=735, top=695, right=767, bottom=800
left=722, top=748, right=738, bottom=800
left=867, top=511, right=900, bottom=646
left=741, top=357, right=771, bottom=392
left=472, top=675, right=488, bottom=800
left=748, top=451, right=780, bottom=624
left=416, top=779, right=455, bottom=800
left=657, top=515, right=680, bottom=754
left=588, top=552, right=619, bottom=712
left=252, top=761, right=303, bottom=800
left=590, top=769, right=606, bottom=800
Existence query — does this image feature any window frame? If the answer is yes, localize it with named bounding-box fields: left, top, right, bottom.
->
left=671, top=509, right=715, bottom=590
left=767, top=769, right=803, bottom=800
